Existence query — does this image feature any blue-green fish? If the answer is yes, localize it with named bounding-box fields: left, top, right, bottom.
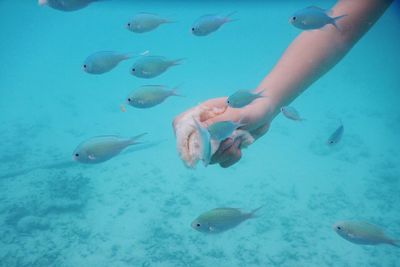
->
left=130, top=56, right=182, bottom=79
left=83, top=51, right=131, bottom=74
left=126, top=13, right=173, bottom=33
left=192, top=118, right=211, bottom=167
left=289, top=6, right=346, bottom=30
left=191, top=206, right=262, bottom=233
left=38, top=0, right=96, bottom=11
left=227, top=89, right=264, bottom=108
left=207, top=120, right=243, bottom=142
left=72, top=133, right=146, bottom=164
left=327, top=122, right=344, bottom=145
left=191, top=13, right=236, bottom=36
left=281, top=106, right=304, bottom=121
left=333, top=221, right=399, bottom=247
left=126, top=85, right=180, bottom=108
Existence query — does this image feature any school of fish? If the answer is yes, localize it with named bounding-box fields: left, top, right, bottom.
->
left=38, top=0, right=399, bottom=250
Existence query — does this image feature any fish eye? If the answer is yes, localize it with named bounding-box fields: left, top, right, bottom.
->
left=131, top=68, right=135, bottom=72
left=75, top=153, right=79, bottom=157
left=83, top=64, right=87, bottom=69
left=337, top=226, right=341, bottom=230
left=127, top=98, right=131, bottom=102
left=196, top=223, right=201, bottom=227
left=127, top=23, right=131, bottom=27
left=292, top=16, right=296, bottom=21
left=191, top=27, right=195, bottom=32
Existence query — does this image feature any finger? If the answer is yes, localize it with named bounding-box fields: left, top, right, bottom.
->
left=200, top=97, right=228, bottom=109
left=202, top=109, right=246, bottom=128
left=220, top=146, right=242, bottom=168
left=249, top=123, right=270, bottom=139
left=210, top=138, right=234, bottom=164
left=217, top=138, right=242, bottom=164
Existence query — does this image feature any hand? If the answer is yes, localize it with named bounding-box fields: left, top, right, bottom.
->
left=173, top=96, right=274, bottom=168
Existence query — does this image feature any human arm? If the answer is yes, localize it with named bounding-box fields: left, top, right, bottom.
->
left=173, top=0, right=393, bottom=168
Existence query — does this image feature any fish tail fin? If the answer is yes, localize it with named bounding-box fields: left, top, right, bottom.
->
left=331, top=14, right=347, bottom=31
left=171, top=84, right=185, bottom=97
left=256, top=90, right=267, bottom=98
left=129, top=132, right=148, bottom=145
left=122, top=53, right=133, bottom=60
left=139, top=50, right=150, bottom=56
left=163, top=18, right=178, bottom=24
left=225, top=11, right=238, bottom=23
left=236, top=116, right=247, bottom=128
left=248, top=205, right=264, bottom=219
left=124, top=50, right=149, bottom=60
left=172, top=58, right=185, bottom=66
left=389, top=239, right=399, bottom=248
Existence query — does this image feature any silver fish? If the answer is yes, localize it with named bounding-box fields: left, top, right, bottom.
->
left=126, top=85, right=180, bottom=108
left=38, top=0, right=96, bottom=12
left=83, top=51, right=131, bottom=74
left=72, top=133, right=146, bottom=164
left=192, top=118, right=211, bottom=167
left=333, top=221, right=399, bottom=247
left=227, top=89, right=264, bottom=108
left=130, top=56, right=182, bottom=79
left=281, top=106, right=304, bottom=121
left=289, top=6, right=346, bottom=30
left=191, top=206, right=262, bottom=233
left=327, top=122, right=344, bottom=145
left=191, top=12, right=236, bottom=36
left=126, top=13, right=172, bottom=33
left=207, top=120, right=243, bottom=142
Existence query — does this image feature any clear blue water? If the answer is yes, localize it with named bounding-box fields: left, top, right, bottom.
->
left=1, top=0, right=400, bottom=266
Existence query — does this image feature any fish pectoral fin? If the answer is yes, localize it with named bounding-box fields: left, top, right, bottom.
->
left=348, top=233, right=356, bottom=239
left=88, top=154, right=96, bottom=160
left=142, top=70, right=152, bottom=75
left=209, top=226, right=217, bottom=232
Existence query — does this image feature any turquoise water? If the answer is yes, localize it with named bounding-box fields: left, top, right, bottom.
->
left=1, top=0, right=400, bottom=266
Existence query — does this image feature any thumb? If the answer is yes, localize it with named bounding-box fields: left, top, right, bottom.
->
left=202, top=110, right=243, bottom=128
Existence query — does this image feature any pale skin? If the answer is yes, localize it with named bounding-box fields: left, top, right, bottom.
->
left=173, top=0, right=393, bottom=168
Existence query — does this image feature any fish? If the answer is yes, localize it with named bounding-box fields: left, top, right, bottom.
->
left=126, top=13, right=173, bottom=33
left=126, top=85, right=181, bottom=108
left=38, top=0, right=96, bottom=12
left=289, top=6, right=347, bottom=30
left=226, top=89, right=264, bottom=108
left=72, top=133, right=147, bottom=164
left=191, top=12, right=237, bottom=36
left=327, top=121, right=344, bottom=145
left=280, top=106, right=304, bottom=121
left=333, top=221, right=399, bottom=247
left=192, top=118, right=211, bottom=167
left=207, top=120, right=244, bottom=142
left=191, top=206, right=263, bottom=233
left=130, top=56, right=182, bottom=79
left=83, top=51, right=131, bottom=74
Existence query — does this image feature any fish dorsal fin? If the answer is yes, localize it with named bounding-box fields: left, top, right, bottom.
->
left=137, top=12, right=159, bottom=16
left=308, top=6, right=326, bottom=12
left=143, top=84, right=166, bottom=89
